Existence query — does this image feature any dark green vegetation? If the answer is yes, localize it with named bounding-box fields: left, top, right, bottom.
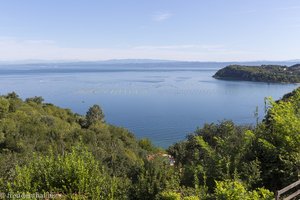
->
left=213, top=64, right=300, bottom=83
left=0, top=88, right=300, bottom=199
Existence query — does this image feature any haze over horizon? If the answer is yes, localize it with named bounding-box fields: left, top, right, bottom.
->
left=0, top=0, right=300, bottom=62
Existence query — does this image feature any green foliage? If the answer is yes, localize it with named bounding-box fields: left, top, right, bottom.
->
left=85, top=104, right=105, bottom=127
left=183, top=196, right=200, bottom=200
left=214, top=180, right=273, bottom=200
left=159, top=191, right=200, bottom=200
left=252, top=88, right=300, bottom=190
left=213, top=64, right=300, bottom=83
left=0, top=87, right=300, bottom=199
left=167, top=87, right=300, bottom=195
left=168, top=121, right=260, bottom=191
left=25, top=96, right=44, bottom=104
left=8, top=144, right=128, bottom=199
left=0, top=98, right=9, bottom=118
left=5, top=92, right=19, bottom=99
left=159, top=191, right=181, bottom=200
left=214, top=180, right=247, bottom=200
left=139, top=138, right=161, bottom=153
left=129, top=157, right=180, bottom=200
left=0, top=93, right=146, bottom=199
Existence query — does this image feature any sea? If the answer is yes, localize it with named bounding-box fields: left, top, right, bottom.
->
left=0, top=61, right=298, bottom=147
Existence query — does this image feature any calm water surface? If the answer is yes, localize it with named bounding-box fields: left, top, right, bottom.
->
left=0, top=65, right=298, bottom=147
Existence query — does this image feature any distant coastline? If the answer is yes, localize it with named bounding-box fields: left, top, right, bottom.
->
left=213, top=64, right=300, bottom=83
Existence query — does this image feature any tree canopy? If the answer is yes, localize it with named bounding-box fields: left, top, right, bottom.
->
left=213, top=64, right=300, bottom=83
left=1, top=87, right=300, bottom=199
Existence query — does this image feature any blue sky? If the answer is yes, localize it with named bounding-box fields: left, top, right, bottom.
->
left=0, top=0, right=300, bottom=61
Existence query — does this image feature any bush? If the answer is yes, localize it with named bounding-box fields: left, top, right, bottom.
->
left=8, top=144, right=127, bottom=199
left=214, top=180, right=273, bottom=200
left=160, top=191, right=181, bottom=200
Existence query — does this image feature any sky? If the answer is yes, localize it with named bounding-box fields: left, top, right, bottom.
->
left=0, top=0, right=300, bottom=62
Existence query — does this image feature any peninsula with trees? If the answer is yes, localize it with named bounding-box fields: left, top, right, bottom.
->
left=213, top=64, right=300, bottom=83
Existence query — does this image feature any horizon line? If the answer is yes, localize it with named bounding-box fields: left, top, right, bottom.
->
left=0, top=58, right=299, bottom=64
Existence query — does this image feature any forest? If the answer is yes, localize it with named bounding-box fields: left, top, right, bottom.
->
left=213, top=64, right=300, bottom=83
left=0, top=87, right=299, bottom=199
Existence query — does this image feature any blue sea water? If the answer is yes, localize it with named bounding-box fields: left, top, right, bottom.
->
left=0, top=63, right=298, bottom=147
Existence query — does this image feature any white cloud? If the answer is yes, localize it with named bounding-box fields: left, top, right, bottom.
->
left=152, top=12, right=172, bottom=22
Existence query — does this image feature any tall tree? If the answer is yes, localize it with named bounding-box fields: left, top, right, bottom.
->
left=86, top=104, right=105, bottom=127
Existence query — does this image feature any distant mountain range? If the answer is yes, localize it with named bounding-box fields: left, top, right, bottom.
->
left=0, top=59, right=178, bottom=65
left=0, top=59, right=299, bottom=66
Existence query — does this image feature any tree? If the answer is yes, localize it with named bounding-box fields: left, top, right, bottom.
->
left=253, top=89, right=300, bottom=190
left=0, top=98, right=9, bottom=118
left=86, top=104, right=105, bottom=127
left=138, top=138, right=156, bottom=152
left=5, top=92, right=19, bottom=99
left=25, top=96, right=44, bottom=104
left=129, top=157, right=180, bottom=200
left=168, top=121, right=260, bottom=192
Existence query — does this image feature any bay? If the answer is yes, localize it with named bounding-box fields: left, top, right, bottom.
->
left=0, top=63, right=298, bottom=147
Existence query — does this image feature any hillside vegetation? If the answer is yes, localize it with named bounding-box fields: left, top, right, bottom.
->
left=213, top=64, right=300, bottom=83
left=0, top=88, right=299, bottom=199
